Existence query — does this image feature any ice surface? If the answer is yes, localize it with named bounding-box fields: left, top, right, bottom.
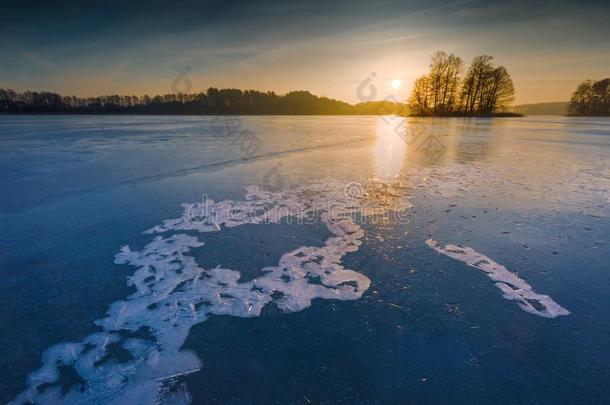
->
left=4, top=115, right=609, bottom=404
left=12, top=182, right=387, bottom=404
left=426, top=239, right=570, bottom=318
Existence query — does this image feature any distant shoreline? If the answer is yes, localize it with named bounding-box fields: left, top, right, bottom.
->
left=565, top=114, right=610, bottom=117
left=4, top=112, right=605, bottom=118
left=0, top=111, right=388, bottom=116
left=0, top=111, right=524, bottom=117
left=408, top=112, right=523, bottom=118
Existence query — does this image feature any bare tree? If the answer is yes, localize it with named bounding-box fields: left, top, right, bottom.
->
left=409, top=52, right=514, bottom=116
left=409, top=51, right=463, bottom=115
left=569, top=78, right=610, bottom=115
left=408, top=76, right=431, bottom=115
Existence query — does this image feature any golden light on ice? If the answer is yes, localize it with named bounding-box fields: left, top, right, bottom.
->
left=374, top=117, right=406, bottom=181
left=390, top=79, right=402, bottom=90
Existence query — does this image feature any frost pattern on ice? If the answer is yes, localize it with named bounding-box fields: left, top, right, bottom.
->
left=426, top=239, right=569, bottom=318
left=12, top=183, right=386, bottom=405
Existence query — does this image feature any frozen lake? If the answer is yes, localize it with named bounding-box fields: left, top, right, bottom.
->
left=1, top=115, right=609, bottom=403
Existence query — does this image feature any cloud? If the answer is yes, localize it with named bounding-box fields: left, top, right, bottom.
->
left=1, top=0, right=609, bottom=103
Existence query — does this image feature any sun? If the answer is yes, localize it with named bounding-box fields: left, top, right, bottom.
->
left=390, top=79, right=402, bottom=90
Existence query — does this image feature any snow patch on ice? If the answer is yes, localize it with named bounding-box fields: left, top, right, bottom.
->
left=426, top=239, right=569, bottom=318
left=13, top=183, right=387, bottom=404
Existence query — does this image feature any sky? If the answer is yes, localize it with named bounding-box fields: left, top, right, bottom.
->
left=1, top=0, right=609, bottom=104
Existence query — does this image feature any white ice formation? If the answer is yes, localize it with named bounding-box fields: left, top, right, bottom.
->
left=426, top=239, right=569, bottom=318
left=13, top=183, right=393, bottom=404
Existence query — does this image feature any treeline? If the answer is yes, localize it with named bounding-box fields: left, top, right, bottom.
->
left=0, top=88, right=405, bottom=115
left=513, top=102, right=568, bottom=115
left=568, top=78, right=610, bottom=116
left=409, top=51, right=515, bottom=116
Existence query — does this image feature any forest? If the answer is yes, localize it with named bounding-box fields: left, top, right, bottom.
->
left=408, top=51, right=516, bottom=116
left=0, top=88, right=405, bottom=115
left=568, top=78, right=610, bottom=116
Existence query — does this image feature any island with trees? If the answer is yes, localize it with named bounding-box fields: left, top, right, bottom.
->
left=568, top=78, right=610, bottom=116
left=17, top=52, right=609, bottom=119
left=408, top=51, right=518, bottom=116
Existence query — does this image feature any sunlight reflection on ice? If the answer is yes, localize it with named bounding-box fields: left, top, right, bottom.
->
left=374, top=117, right=406, bottom=181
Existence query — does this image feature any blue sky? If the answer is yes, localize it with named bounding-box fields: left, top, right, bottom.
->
left=1, top=0, right=609, bottom=103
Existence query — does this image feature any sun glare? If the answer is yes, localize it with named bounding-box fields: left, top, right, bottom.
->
left=391, top=79, right=402, bottom=90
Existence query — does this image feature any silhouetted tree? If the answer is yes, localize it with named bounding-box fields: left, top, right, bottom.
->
left=569, top=78, right=610, bottom=115
left=0, top=87, right=405, bottom=115
left=408, top=51, right=463, bottom=115
left=410, top=52, right=514, bottom=116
